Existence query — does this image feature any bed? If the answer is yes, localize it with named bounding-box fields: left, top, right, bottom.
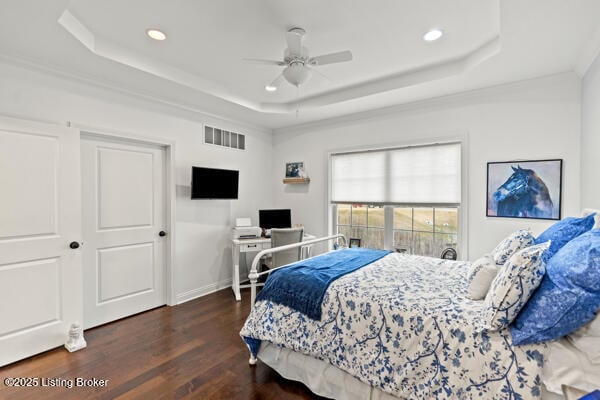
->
left=240, top=215, right=600, bottom=400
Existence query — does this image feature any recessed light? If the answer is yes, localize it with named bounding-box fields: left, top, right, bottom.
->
left=147, top=29, right=166, bottom=41
left=265, top=85, right=277, bottom=92
left=423, top=28, right=443, bottom=42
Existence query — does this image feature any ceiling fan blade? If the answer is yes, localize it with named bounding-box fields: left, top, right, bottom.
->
left=242, top=58, right=286, bottom=66
left=306, top=66, right=331, bottom=82
left=266, top=73, right=285, bottom=90
left=286, top=27, right=305, bottom=56
left=309, top=50, right=353, bottom=66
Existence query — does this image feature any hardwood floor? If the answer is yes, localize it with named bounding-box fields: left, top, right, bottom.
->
left=0, top=289, right=328, bottom=400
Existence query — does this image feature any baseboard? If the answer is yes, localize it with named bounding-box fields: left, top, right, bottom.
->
left=175, top=278, right=233, bottom=305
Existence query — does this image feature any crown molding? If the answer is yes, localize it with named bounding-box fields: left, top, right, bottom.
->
left=575, top=25, right=600, bottom=77
left=0, top=53, right=273, bottom=135
left=0, top=53, right=577, bottom=137
left=273, top=71, right=578, bottom=136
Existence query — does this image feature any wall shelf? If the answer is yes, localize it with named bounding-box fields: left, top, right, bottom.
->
left=283, top=177, right=310, bottom=184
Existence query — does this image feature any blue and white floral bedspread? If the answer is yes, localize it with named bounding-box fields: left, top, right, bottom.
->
left=240, top=253, right=547, bottom=399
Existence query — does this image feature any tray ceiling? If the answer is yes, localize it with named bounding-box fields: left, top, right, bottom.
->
left=0, top=0, right=599, bottom=129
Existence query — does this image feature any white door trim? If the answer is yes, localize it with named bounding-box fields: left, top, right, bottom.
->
left=74, top=123, right=177, bottom=306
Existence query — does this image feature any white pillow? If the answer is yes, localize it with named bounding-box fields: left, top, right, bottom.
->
left=567, top=312, right=600, bottom=364
left=490, top=229, right=535, bottom=266
left=482, top=241, right=550, bottom=331
left=466, top=255, right=499, bottom=300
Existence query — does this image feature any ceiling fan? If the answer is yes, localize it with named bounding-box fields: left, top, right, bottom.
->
left=244, top=27, right=353, bottom=91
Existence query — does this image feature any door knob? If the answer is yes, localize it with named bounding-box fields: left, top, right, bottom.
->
left=159, top=231, right=167, bottom=237
left=69, top=241, right=80, bottom=249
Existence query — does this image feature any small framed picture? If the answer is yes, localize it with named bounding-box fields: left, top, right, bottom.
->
left=285, top=161, right=306, bottom=178
left=349, top=238, right=361, bottom=248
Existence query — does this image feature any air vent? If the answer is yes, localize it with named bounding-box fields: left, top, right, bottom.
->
left=204, top=125, right=245, bottom=150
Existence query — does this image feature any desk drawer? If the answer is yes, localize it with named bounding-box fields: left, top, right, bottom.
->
left=240, top=243, right=261, bottom=252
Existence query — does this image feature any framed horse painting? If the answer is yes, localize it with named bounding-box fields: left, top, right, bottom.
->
left=486, top=159, right=562, bottom=220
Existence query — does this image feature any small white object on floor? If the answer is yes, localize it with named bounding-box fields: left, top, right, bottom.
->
left=64, top=322, right=87, bottom=352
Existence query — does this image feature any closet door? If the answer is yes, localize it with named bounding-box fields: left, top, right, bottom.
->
left=0, top=116, right=82, bottom=366
left=81, top=136, right=166, bottom=329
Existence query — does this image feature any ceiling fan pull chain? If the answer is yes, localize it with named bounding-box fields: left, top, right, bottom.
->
left=295, top=86, right=300, bottom=118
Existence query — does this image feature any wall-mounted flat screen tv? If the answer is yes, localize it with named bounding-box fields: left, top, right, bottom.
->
left=191, top=166, right=239, bottom=199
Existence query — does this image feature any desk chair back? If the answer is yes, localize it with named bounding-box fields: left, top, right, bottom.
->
left=271, top=227, right=304, bottom=268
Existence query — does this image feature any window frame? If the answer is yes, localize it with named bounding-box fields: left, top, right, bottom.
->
left=327, top=139, right=468, bottom=259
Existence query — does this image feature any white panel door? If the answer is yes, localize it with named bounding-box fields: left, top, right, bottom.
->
left=81, top=137, right=166, bottom=329
left=0, top=116, right=82, bottom=366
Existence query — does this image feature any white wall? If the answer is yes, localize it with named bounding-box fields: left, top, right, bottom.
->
left=0, top=61, right=274, bottom=303
left=271, top=73, right=581, bottom=260
left=0, top=60, right=585, bottom=305
left=581, top=53, right=600, bottom=209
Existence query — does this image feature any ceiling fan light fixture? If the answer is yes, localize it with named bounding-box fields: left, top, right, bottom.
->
left=423, top=28, right=443, bottom=42
left=147, top=29, right=166, bottom=41
left=244, top=27, right=352, bottom=93
left=282, top=63, right=311, bottom=87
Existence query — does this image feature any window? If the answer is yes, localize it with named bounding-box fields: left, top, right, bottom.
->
left=330, top=143, right=462, bottom=257
left=393, top=207, right=458, bottom=256
left=336, top=204, right=385, bottom=249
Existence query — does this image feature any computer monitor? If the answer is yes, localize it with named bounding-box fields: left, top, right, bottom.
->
left=259, top=209, right=292, bottom=230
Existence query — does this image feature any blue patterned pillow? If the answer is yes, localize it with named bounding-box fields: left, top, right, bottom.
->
left=534, top=213, right=596, bottom=260
left=490, top=229, right=535, bottom=266
left=482, top=241, right=550, bottom=331
left=511, top=229, right=600, bottom=345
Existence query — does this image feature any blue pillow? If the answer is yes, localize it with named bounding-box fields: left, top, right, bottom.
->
left=511, top=229, right=600, bottom=345
left=534, top=213, right=596, bottom=259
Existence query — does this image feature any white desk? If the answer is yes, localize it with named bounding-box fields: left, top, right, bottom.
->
left=231, top=234, right=315, bottom=301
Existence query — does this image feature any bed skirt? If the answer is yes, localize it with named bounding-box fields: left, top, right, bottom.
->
left=258, top=342, right=567, bottom=400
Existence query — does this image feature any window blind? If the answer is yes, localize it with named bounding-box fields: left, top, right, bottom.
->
left=330, top=142, right=461, bottom=204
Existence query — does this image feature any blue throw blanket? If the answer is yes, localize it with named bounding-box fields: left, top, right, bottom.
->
left=255, top=247, right=391, bottom=320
